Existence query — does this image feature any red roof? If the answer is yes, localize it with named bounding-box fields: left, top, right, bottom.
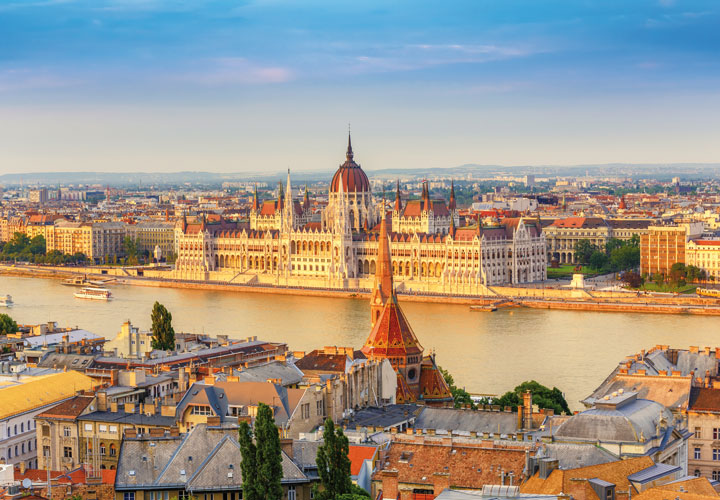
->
left=361, top=296, right=423, bottom=358
left=348, top=445, right=378, bottom=476
left=694, top=240, right=720, bottom=247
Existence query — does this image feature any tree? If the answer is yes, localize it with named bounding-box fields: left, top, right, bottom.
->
left=439, top=366, right=476, bottom=409
left=609, top=245, right=640, bottom=271
left=123, top=236, right=138, bottom=265
left=255, top=403, right=284, bottom=500
left=315, top=419, right=353, bottom=500
left=620, top=271, right=644, bottom=288
left=494, top=380, right=570, bottom=415
left=238, top=421, right=259, bottom=500
left=668, top=263, right=686, bottom=286
left=0, top=314, right=18, bottom=335
left=589, top=250, right=608, bottom=270
left=28, top=235, right=46, bottom=255
left=238, top=403, right=283, bottom=500
left=574, top=239, right=597, bottom=265
left=605, top=238, right=624, bottom=254
left=150, top=301, right=175, bottom=351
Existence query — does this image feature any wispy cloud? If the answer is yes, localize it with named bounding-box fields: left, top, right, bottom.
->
left=347, top=42, right=545, bottom=75
left=174, top=58, right=293, bottom=85
left=0, top=68, right=82, bottom=92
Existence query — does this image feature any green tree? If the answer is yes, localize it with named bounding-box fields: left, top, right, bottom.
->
left=150, top=301, right=175, bottom=351
left=255, top=403, right=283, bottom=500
left=28, top=235, right=46, bottom=255
left=439, top=366, right=476, bottom=409
left=315, top=419, right=353, bottom=500
left=574, top=239, right=597, bottom=265
left=238, top=421, right=259, bottom=500
left=123, top=236, right=138, bottom=265
left=494, top=380, right=570, bottom=415
left=609, top=245, right=640, bottom=271
left=589, top=250, right=608, bottom=270
left=0, top=313, right=18, bottom=335
left=668, top=263, right=686, bottom=286
left=605, top=238, right=624, bottom=254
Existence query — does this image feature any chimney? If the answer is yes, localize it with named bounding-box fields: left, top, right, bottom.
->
left=381, top=470, right=399, bottom=500
left=280, top=438, right=294, bottom=459
left=19, top=461, right=26, bottom=475
left=124, top=403, right=135, bottom=413
left=433, top=472, right=451, bottom=495
left=110, top=401, right=118, bottom=413
left=204, top=375, right=215, bottom=385
left=523, top=390, right=533, bottom=430
left=207, top=416, right=221, bottom=426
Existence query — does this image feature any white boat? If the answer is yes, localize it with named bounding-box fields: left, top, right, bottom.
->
left=73, top=287, right=112, bottom=301
left=0, top=295, right=13, bottom=307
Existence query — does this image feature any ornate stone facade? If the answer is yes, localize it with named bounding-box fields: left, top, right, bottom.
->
left=173, top=135, right=547, bottom=292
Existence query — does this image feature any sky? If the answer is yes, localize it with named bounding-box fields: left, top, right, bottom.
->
left=0, top=0, right=719, bottom=174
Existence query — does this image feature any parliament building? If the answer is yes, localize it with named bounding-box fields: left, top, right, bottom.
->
left=173, top=135, right=547, bottom=294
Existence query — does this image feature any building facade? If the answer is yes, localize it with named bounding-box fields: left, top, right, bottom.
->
left=173, top=136, right=547, bottom=293
left=685, top=240, right=720, bottom=280
left=35, top=395, right=95, bottom=472
left=640, top=223, right=704, bottom=276
left=544, top=217, right=652, bottom=264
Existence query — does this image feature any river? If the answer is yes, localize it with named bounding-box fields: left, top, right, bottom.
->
left=2, top=275, right=717, bottom=410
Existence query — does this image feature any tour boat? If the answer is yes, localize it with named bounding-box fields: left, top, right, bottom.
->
left=73, top=287, right=112, bottom=301
left=62, top=275, right=91, bottom=287
left=0, top=295, right=13, bottom=307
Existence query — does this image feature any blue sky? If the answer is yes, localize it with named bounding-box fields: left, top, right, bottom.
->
left=1, top=0, right=719, bottom=173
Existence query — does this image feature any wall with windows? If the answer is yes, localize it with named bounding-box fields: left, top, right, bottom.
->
left=1, top=409, right=42, bottom=470
left=688, top=411, right=720, bottom=480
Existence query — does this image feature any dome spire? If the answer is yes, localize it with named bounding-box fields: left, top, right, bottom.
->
left=346, top=124, right=354, bottom=162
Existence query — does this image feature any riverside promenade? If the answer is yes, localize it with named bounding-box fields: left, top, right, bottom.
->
left=3, top=263, right=720, bottom=315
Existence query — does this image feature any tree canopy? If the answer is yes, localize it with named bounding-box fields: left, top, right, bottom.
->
left=492, top=380, right=570, bottom=415
left=314, top=418, right=359, bottom=500
left=150, top=301, right=175, bottom=351
left=439, top=366, right=476, bottom=409
left=238, top=403, right=283, bottom=500
left=0, top=314, right=18, bottom=335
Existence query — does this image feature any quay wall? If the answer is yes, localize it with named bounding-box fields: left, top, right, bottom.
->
left=3, top=264, right=720, bottom=313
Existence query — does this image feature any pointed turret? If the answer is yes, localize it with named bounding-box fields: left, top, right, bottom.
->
left=277, top=181, right=284, bottom=210
left=394, top=180, right=402, bottom=212
left=370, top=214, right=393, bottom=326
left=421, top=181, right=430, bottom=210
left=449, top=180, right=456, bottom=210
left=252, top=184, right=259, bottom=211
left=303, top=185, right=310, bottom=210
left=346, top=131, right=354, bottom=162
left=448, top=214, right=456, bottom=238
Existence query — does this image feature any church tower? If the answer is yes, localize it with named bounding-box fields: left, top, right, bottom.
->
left=362, top=214, right=424, bottom=396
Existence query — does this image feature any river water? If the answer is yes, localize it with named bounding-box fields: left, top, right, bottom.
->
left=2, top=275, right=717, bottom=410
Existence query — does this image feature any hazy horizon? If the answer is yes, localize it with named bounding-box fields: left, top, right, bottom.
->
left=1, top=1, right=719, bottom=174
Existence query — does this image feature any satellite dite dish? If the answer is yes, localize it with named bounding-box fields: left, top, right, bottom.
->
left=22, top=478, right=32, bottom=489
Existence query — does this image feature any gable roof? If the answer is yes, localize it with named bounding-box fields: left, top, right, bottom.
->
left=115, top=424, right=307, bottom=491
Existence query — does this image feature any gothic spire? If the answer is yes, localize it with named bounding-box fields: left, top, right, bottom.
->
left=252, top=184, right=259, bottom=211
left=346, top=129, right=354, bottom=162
left=394, top=180, right=402, bottom=212
left=449, top=180, right=456, bottom=210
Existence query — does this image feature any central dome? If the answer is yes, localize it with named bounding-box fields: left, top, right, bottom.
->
left=330, top=133, right=370, bottom=193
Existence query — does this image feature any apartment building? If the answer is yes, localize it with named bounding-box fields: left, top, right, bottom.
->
left=640, top=222, right=704, bottom=276
left=686, top=239, right=720, bottom=280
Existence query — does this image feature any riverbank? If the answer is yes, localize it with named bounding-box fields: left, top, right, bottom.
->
left=3, top=264, right=720, bottom=314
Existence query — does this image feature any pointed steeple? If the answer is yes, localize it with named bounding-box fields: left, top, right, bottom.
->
left=421, top=180, right=430, bottom=210
left=252, top=184, right=259, bottom=211
left=394, top=180, right=402, bottom=212
left=448, top=214, right=456, bottom=238
left=449, top=180, right=456, bottom=210
left=277, top=181, right=284, bottom=210
left=303, top=185, right=310, bottom=210
left=346, top=128, right=354, bottom=163
left=370, top=214, right=393, bottom=327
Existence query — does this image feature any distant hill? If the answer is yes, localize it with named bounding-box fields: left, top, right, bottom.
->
left=1, top=163, right=719, bottom=187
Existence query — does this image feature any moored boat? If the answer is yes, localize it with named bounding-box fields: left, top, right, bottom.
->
left=62, top=275, right=91, bottom=287
left=73, top=287, right=112, bottom=301
left=0, top=295, right=13, bottom=307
